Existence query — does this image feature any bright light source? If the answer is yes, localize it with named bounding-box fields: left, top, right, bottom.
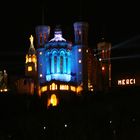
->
left=79, top=60, right=81, bottom=63
left=64, top=124, right=67, bottom=128
left=102, top=66, right=105, bottom=71
left=40, top=74, right=43, bottom=77
left=78, top=48, right=81, bottom=52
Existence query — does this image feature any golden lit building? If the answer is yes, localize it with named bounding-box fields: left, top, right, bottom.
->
left=16, top=35, right=37, bottom=95
left=25, top=35, right=37, bottom=78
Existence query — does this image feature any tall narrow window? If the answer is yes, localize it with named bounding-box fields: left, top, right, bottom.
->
left=44, top=32, right=47, bottom=43
left=54, top=56, right=57, bottom=73
left=40, top=33, right=42, bottom=45
left=60, top=56, right=63, bottom=73
left=49, top=55, right=51, bottom=74
left=66, top=57, right=68, bottom=73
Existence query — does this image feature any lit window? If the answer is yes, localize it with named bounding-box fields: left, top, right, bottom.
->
left=28, top=66, right=32, bottom=71
left=41, top=86, right=47, bottom=92
left=28, top=57, right=32, bottom=62
left=32, top=57, right=36, bottom=63
left=51, top=83, right=57, bottom=90
left=79, top=60, right=81, bottom=63
left=40, top=74, right=43, bottom=77
left=70, top=86, right=76, bottom=92
left=60, top=85, right=69, bottom=90
left=40, top=52, right=42, bottom=55
left=78, top=48, right=81, bottom=52
left=77, top=86, right=83, bottom=93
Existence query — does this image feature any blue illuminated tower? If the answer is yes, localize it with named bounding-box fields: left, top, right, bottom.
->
left=45, top=26, right=72, bottom=82
left=35, top=25, right=50, bottom=84
left=35, top=25, right=50, bottom=48
left=72, top=22, right=89, bottom=91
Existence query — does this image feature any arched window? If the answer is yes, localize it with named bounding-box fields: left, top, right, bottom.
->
left=66, top=56, right=68, bottom=73
left=49, top=54, right=51, bottom=74
left=39, top=32, right=42, bottom=45
left=54, top=55, right=57, bottom=73
left=51, top=50, right=58, bottom=74
left=60, top=56, right=63, bottom=73
left=44, top=32, right=47, bottom=43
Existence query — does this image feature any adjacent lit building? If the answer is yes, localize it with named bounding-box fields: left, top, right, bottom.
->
left=0, top=70, right=8, bottom=92
left=16, top=35, right=37, bottom=95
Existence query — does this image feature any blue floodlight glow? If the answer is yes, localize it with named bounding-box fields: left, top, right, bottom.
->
left=46, top=74, right=71, bottom=82
left=37, top=27, right=78, bottom=84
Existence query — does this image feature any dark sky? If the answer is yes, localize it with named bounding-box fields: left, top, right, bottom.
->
left=0, top=0, right=140, bottom=76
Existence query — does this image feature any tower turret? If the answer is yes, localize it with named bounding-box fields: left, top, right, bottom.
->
left=73, top=22, right=88, bottom=45
left=25, top=35, right=37, bottom=78
left=35, top=25, right=50, bottom=85
left=35, top=25, right=50, bottom=48
left=72, top=22, right=89, bottom=91
left=97, top=40, right=111, bottom=91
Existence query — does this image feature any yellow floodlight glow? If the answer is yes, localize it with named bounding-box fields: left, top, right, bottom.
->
left=50, top=94, right=58, bottom=106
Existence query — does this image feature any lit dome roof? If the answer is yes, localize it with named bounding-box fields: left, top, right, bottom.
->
left=49, top=27, right=66, bottom=42
left=45, top=27, right=72, bottom=48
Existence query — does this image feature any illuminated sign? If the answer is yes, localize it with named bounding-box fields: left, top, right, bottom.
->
left=118, top=79, right=136, bottom=85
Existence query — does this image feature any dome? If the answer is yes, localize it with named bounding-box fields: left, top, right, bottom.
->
left=49, top=26, right=66, bottom=42
left=45, top=26, right=72, bottom=48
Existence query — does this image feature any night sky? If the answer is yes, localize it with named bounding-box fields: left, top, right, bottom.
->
left=0, top=0, right=140, bottom=76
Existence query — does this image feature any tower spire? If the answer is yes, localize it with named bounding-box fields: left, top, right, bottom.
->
left=29, top=35, right=34, bottom=48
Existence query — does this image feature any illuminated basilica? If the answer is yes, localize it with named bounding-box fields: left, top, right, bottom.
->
left=24, top=22, right=111, bottom=106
